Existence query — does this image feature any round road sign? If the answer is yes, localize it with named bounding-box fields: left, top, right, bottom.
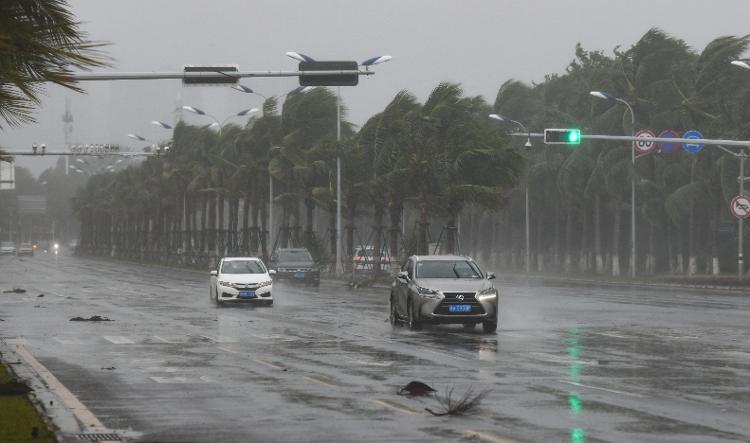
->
left=731, top=195, right=750, bottom=219
left=634, top=129, right=656, bottom=154
left=658, top=130, right=679, bottom=154
left=682, top=129, right=704, bottom=153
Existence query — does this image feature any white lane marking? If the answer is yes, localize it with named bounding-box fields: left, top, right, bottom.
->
left=150, top=376, right=189, bottom=383
left=198, top=334, right=237, bottom=343
left=140, top=366, right=184, bottom=373
left=373, top=399, right=422, bottom=415
left=344, top=357, right=394, bottom=367
left=560, top=380, right=644, bottom=398
left=253, top=358, right=285, bottom=370
left=199, top=375, right=219, bottom=383
left=12, top=343, right=113, bottom=434
left=53, top=337, right=85, bottom=345
left=103, top=336, right=135, bottom=344
left=217, top=346, right=241, bottom=354
left=593, top=332, right=633, bottom=339
left=152, top=335, right=177, bottom=344
left=4, top=338, right=30, bottom=345
left=462, top=430, right=521, bottom=443
left=529, top=352, right=598, bottom=366
left=303, top=374, right=341, bottom=387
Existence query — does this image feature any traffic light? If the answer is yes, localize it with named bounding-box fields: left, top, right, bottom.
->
left=544, top=129, right=581, bottom=145
left=299, top=61, right=359, bottom=86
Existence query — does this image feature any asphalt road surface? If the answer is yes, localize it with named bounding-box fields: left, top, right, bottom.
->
left=1, top=253, right=750, bottom=443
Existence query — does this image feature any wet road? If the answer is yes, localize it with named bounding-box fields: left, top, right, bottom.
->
left=1, top=254, right=750, bottom=443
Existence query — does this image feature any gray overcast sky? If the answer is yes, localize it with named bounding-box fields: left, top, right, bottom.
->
left=2, top=0, right=749, bottom=175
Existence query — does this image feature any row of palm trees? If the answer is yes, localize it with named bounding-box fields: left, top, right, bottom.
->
left=74, top=29, right=750, bottom=276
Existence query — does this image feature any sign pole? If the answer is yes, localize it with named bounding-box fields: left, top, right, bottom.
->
left=740, top=150, right=746, bottom=279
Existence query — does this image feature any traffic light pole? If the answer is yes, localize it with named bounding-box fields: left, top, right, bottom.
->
left=70, top=70, right=374, bottom=82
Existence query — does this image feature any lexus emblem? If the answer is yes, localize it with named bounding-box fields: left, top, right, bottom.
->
left=456, top=294, right=465, bottom=301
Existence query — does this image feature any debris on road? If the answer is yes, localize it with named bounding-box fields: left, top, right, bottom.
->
left=69, top=315, right=114, bottom=322
left=0, top=381, right=33, bottom=396
left=101, top=367, right=116, bottom=370
left=2, top=288, right=26, bottom=294
left=425, top=386, right=487, bottom=417
left=37, top=294, right=44, bottom=298
left=398, top=381, right=436, bottom=396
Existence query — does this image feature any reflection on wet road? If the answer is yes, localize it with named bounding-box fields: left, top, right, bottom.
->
left=1, top=254, right=750, bottom=442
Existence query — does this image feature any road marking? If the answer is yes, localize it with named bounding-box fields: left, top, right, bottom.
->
left=463, top=430, right=521, bottom=443
left=529, top=352, right=598, bottom=366
left=150, top=376, right=189, bottom=383
left=103, top=336, right=135, bottom=344
left=53, top=337, right=86, bottom=345
left=11, top=343, right=118, bottom=440
left=198, top=334, right=237, bottom=343
left=217, top=346, right=241, bottom=354
left=593, top=332, right=633, bottom=339
left=303, top=374, right=341, bottom=387
left=560, top=380, right=644, bottom=398
left=253, top=358, right=285, bottom=370
left=152, top=335, right=177, bottom=344
left=373, top=399, right=422, bottom=415
left=344, top=357, right=394, bottom=367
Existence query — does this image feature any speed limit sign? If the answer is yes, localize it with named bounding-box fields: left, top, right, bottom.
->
left=731, top=195, right=750, bottom=219
left=634, top=129, right=656, bottom=154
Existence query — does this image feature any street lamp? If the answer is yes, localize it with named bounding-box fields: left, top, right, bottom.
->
left=182, top=105, right=259, bottom=135
left=232, top=85, right=313, bottom=252
left=489, top=113, right=532, bottom=273
left=731, top=59, right=750, bottom=70
left=285, top=51, right=392, bottom=274
left=590, top=90, right=637, bottom=278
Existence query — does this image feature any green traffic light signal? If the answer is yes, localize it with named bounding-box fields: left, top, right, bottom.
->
left=544, top=129, right=582, bottom=145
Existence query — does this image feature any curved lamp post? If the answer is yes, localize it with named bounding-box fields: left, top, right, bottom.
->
left=182, top=105, right=259, bottom=135
left=285, top=51, right=392, bottom=274
left=590, top=90, right=636, bottom=278
left=489, top=113, right=532, bottom=272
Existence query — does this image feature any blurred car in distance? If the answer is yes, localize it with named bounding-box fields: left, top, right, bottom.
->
left=353, top=245, right=390, bottom=273
left=0, top=241, right=17, bottom=255
left=269, top=248, right=320, bottom=286
left=17, top=242, right=34, bottom=256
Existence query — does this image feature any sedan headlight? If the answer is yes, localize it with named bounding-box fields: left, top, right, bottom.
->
left=477, top=287, right=497, bottom=297
left=258, top=280, right=273, bottom=288
left=218, top=280, right=232, bottom=287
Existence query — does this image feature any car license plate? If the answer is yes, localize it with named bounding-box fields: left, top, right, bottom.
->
left=294, top=272, right=305, bottom=278
left=239, top=291, right=256, bottom=299
left=449, top=304, right=472, bottom=313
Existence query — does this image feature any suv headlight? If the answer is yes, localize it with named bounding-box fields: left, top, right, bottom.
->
left=477, top=287, right=497, bottom=297
left=417, top=286, right=441, bottom=298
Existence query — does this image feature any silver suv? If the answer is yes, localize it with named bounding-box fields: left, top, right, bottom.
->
left=390, top=255, right=498, bottom=333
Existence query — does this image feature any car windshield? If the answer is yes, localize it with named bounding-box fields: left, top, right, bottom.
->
left=221, top=260, right=266, bottom=274
left=416, top=260, right=483, bottom=279
left=278, top=250, right=312, bottom=261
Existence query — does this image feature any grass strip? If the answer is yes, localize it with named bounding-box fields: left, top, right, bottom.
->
left=0, top=354, right=56, bottom=443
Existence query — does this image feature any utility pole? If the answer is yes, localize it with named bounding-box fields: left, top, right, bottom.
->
left=62, top=98, right=73, bottom=176
left=739, top=149, right=747, bottom=278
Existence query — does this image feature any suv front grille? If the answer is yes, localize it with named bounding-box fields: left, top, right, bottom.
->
left=434, top=292, right=485, bottom=315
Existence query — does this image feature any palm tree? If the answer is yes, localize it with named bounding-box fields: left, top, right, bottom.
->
left=0, top=0, right=108, bottom=127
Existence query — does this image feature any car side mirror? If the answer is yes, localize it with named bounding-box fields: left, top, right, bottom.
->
left=210, top=270, right=218, bottom=277
left=397, top=271, right=409, bottom=281
left=487, top=272, right=496, bottom=280
left=268, top=270, right=277, bottom=276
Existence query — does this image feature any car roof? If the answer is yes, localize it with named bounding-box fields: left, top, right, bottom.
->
left=222, top=257, right=262, bottom=261
left=411, top=255, right=473, bottom=261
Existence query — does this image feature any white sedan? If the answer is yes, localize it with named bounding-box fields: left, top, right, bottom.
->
left=209, top=257, right=275, bottom=306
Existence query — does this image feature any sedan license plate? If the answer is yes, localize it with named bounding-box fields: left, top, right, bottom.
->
left=239, top=291, right=256, bottom=299
left=448, top=304, right=472, bottom=313
left=293, top=272, right=305, bottom=278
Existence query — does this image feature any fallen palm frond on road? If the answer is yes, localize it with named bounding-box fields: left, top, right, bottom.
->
left=425, top=386, right=487, bottom=417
